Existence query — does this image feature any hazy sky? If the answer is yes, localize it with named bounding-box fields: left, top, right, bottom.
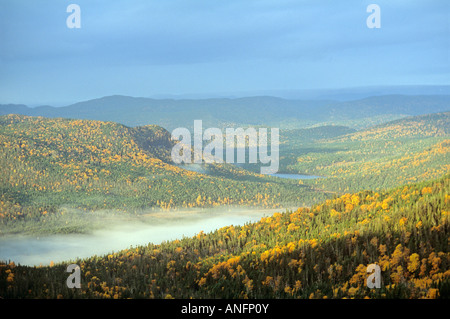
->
left=0, top=0, right=449, bottom=105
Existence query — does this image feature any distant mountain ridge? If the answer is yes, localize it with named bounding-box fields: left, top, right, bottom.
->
left=1, top=94, right=449, bottom=131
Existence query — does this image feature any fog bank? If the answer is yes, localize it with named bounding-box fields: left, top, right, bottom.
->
left=0, top=207, right=277, bottom=266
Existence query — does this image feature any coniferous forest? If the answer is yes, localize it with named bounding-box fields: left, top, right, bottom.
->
left=1, top=174, right=448, bottom=299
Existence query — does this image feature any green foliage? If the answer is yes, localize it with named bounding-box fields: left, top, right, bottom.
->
left=1, top=175, right=448, bottom=299
left=281, top=112, right=450, bottom=192
left=0, top=114, right=326, bottom=235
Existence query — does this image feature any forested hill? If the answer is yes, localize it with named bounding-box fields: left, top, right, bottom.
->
left=0, top=114, right=326, bottom=235
left=280, top=125, right=357, bottom=144
left=335, top=111, right=450, bottom=141
left=1, top=94, right=449, bottom=130
left=283, top=111, right=450, bottom=192
left=1, top=174, right=448, bottom=299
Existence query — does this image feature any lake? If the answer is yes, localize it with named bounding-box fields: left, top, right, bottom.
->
left=0, top=208, right=276, bottom=266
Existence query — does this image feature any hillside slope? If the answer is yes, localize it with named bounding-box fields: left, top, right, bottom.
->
left=336, top=111, right=450, bottom=141
left=281, top=125, right=357, bottom=144
left=285, top=112, right=450, bottom=192
left=1, top=175, right=448, bottom=299
left=0, top=114, right=325, bottom=235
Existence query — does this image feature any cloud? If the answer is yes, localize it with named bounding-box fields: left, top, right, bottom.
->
left=0, top=0, right=448, bottom=104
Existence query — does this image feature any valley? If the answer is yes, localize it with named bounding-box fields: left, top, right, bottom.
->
left=0, top=96, right=449, bottom=299
left=0, top=114, right=326, bottom=237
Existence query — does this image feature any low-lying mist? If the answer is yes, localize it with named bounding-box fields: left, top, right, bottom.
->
left=0, top=207, right=279, bottom=266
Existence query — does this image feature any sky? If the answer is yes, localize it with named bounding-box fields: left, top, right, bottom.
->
left=0, top=0, right=449, bottom=105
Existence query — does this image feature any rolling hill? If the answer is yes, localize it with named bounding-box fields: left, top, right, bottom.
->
left=0, top=114, right=326, bottom=236
left=335, top=111, right=450, bottom=141
left=283, top=112, right=450, bottom=192
left=280, top=125, right=357, bottom=144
